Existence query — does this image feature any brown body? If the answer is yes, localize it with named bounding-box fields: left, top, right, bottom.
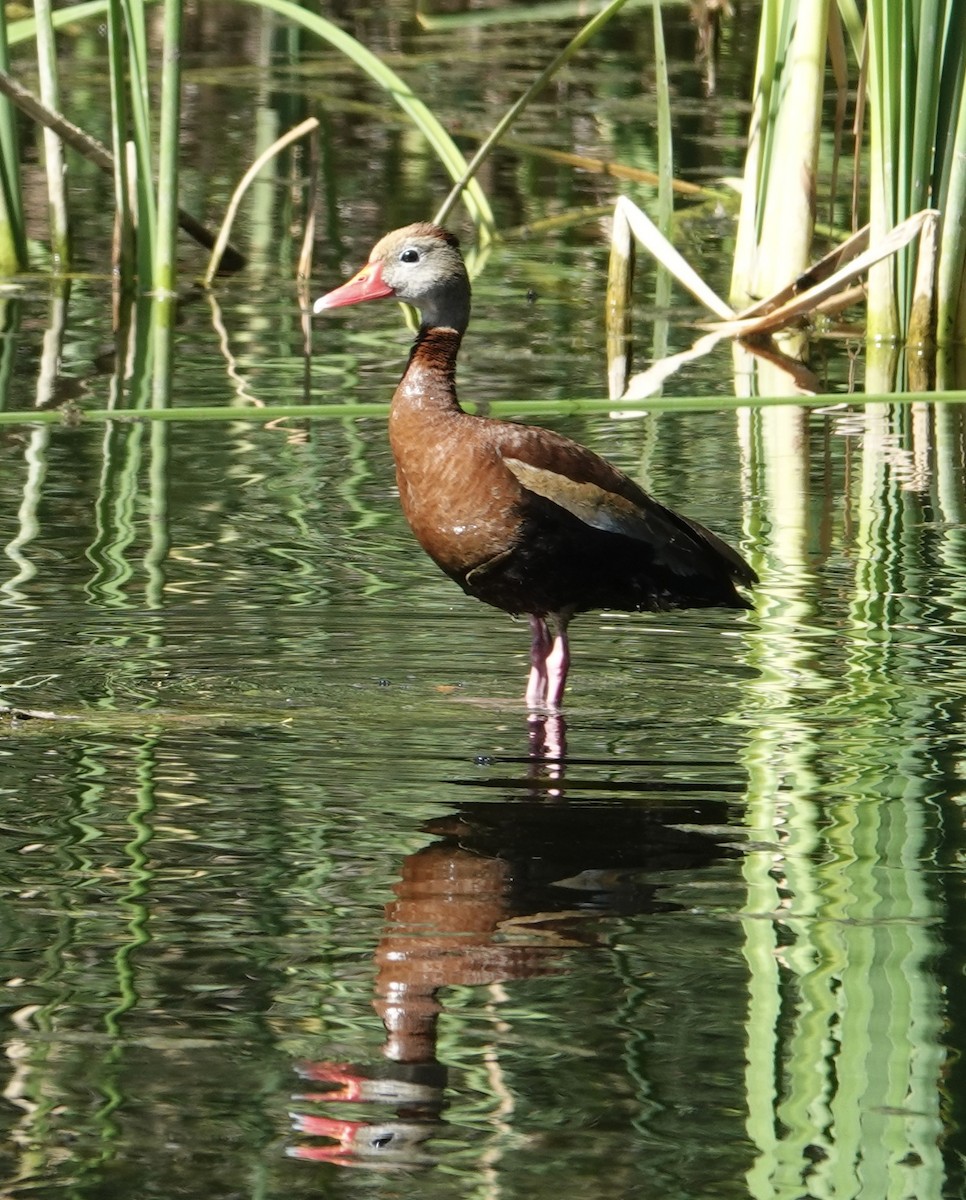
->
left=391, top=326, right=752, bottom=618
left=316, top=224, right=756, bottom=707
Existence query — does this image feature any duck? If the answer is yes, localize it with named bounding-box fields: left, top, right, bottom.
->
left=314, top=223, right=756, bottom=709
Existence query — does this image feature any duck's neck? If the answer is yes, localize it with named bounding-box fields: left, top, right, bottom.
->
left=394, top=325, right=465, bottom=414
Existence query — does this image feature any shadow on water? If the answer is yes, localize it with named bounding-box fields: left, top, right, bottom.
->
left=289, top=712, right=741, bottom=1170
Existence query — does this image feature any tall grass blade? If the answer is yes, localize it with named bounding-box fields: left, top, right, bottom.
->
left=834, top=0, right=864, bottom=56
left=935, top=11, right=966, bottom=346
left=909, top=212, right=940, bottom=384
left=865, top=3, right=901, bottom=340
left=826, top=5, right=849, bottom=230
left=730, top=0, right=780, bottom=307
left=749, top=3, right=830, bottom=300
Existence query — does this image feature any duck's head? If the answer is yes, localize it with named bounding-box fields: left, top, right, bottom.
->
left=314, top=223, right=470, bottom=334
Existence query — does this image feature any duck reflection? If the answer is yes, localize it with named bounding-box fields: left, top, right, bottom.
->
left=289, top=714, right=737, bottom=1168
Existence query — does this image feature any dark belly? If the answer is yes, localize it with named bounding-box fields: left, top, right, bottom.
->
left=435, top=497, right=750, bottom=618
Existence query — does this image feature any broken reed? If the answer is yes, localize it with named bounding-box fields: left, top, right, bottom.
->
left=732, top=0, right=966, bottom=349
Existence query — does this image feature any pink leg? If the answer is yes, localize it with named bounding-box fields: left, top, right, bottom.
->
left=525, top=614, right=571, bottom=709
left=544, top=626, right=570, bottom=709
left=525, top=615, right=551, bottom=708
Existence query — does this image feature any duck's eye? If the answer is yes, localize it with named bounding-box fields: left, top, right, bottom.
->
left=400, top=247, right=420, bottom=264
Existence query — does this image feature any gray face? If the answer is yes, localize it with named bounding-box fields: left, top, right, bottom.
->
left=374, top=231, right=471, bottom=332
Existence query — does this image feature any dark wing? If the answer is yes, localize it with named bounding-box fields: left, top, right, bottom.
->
left=487, top=421, right=758, bottom=588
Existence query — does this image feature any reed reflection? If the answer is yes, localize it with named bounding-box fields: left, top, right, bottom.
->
left=289, top=714, right=735, bottom=1169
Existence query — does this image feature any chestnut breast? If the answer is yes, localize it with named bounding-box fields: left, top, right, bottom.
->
left=388, top=393, right=525, bottom=581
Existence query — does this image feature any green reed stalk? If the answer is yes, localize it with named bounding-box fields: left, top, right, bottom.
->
left=936, top=74, right=966, bottom=349
left=904, top=2, right=946, bottom=350
left=106, top=0, right=135, bottom=282
left=0, top=6, right=26, bottom=274
left=865, top=0, right=964, bottom=348
left=605, top=202, right=633, bottom=401
left=32, top=0, right=71, bottom=268
left=145, top=0, right=182, bottom=403
left=2, top=389, right=962, bottom=430
left=650, top=0, right=673, bottom=364
left=932, top=8, right=966, bottom=347
left=865, top=5, right=908, bottom=341
left=730, top=0, right=781, bottom=307
left=835, top=0, right=863, bottom=51
left=734, top=0, right=964, bottom=362
left=120, top=0, right=157, bottom=282
left=153, top=0, right=182, bottom=295
left=732, top=0, right=829, bottom=306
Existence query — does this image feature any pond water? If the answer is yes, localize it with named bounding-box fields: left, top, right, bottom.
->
left=3, top=3, right=966, bottom=1198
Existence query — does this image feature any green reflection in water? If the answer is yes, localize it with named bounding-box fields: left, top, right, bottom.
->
left=737, top=402, right=954, bottom=1199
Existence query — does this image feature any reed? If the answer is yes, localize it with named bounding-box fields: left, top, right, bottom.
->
left=650, top=0, right=673, bottom=363
left=2, top=387, right=964, bottom=430
left=731, top=0, right=830, bottom=307
left=120, top=0, right=157, bottom=283
left=3, top=0, right=496, bottom=288
left=0, top=6, right=26, bottom=273
left=153, top=0, right=183, bottom=297
left=917, top=5, right=966, bottom=349
left=4, top=0, right=964, bottom=381
left=32, top=0, right=70, bottom=268
left=733, top=0, right=966, bottom=361
left=846, top=1, right=966, bottom=369
left=106, top=0, right=135, bottom=282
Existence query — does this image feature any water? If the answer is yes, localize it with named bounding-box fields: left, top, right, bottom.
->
left=4, top=3, right=966, bottom=1197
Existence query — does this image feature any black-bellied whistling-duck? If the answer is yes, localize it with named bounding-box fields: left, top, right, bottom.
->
left=314, top=223, right=757, bottom=709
